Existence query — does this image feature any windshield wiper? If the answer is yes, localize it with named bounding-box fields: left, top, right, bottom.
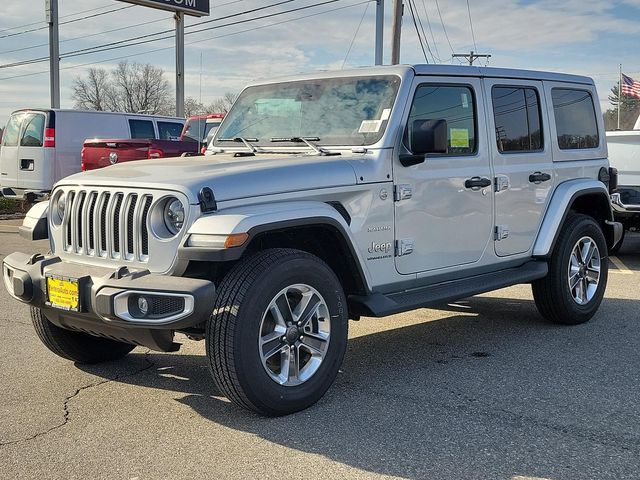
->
left=217, top=137, right=259, bottom=154
left=270, top=137, right=340, bottom=156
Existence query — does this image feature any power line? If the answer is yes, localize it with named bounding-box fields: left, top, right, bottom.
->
left=0, top=0, right=247, bottom=56
left=0, top=4, right=116, bottom=34
left=341, top=1, right=371, bottom=69
left=419, top=0, right=440, bottom=62
left=466, top=0, right=477, bottom=51
left=411, top=0, right=436, bottom=62
left=0, top=5, right=135, bottom=40
left=0, top=19, right=168, bottom=56
left=407, top=0, right=429, bottom=63
left=434, top=0, right=460, bottom=63
left=0, top=0, right=372, bottom=82
left=60, top=0, right=346, bottom=61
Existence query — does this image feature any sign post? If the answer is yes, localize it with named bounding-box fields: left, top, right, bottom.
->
left=117, top=0, right=210, bottom=117
left=46, top=0, right=60, bottom=108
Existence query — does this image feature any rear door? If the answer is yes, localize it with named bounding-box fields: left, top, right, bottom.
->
left=16, top=111, right=47, bottom=189
left=484, top=80, right=554, bottom=256
left=0, top=112, right=27, bottom=190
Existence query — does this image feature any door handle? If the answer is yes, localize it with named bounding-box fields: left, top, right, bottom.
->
left=464, top=177, right=492, bottom=189
left=20, top=159, right=34, bottom=171
left=529, top=172, right=551, bottom=183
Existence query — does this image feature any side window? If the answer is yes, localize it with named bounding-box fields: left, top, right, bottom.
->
left=492, top=86, right=543, bottom=153
left=20, top=113, right=45, bottom=147
left=128, top=119, right=156, bottom=139
left=551, top=88, right=599, bottom=149
left=157, top=122, right=183, bottom=140
left=2, top=113, right=24, bottom=147
left=407, top=84, right=476, bottom=156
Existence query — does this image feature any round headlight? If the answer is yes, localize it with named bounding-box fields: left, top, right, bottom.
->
left=164, top=198, right=185, bottom=235
left=51, top=192, right=66, bottom=225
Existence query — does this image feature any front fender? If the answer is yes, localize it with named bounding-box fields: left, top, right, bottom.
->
left=180, top=201, right=372, bottom=287
left=19, top=201, right=49, bottom=241
left=533, top=179, right=612, bottom=257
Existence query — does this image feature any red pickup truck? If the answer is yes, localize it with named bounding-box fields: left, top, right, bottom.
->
left=81, top=138, right=198, bottom=171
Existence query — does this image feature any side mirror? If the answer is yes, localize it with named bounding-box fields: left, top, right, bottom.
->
left=401, top=119, right=448, bottom=167
left=411, top=119, right=448, bottom=155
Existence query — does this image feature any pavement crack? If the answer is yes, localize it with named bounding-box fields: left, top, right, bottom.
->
left=0, top=350, right=155, bottom=447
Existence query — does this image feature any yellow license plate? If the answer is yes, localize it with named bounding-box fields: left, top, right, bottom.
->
left=46, top=277, right=80, bottom=311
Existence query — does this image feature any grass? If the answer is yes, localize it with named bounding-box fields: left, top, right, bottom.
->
left=0, top=197, right=25, bottom=215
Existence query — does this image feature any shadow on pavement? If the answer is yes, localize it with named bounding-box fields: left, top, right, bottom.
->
left=78, top=295, right=640, bottom=479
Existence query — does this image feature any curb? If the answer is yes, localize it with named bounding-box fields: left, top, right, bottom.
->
left=0, top=225, right=19, bottom=233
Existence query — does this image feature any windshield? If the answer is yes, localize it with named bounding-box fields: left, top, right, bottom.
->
left=215, top=75, right=401, bottom=147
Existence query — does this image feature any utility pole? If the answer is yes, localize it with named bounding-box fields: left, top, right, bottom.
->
left=452, top=51, right=491, bottom=66
left=46, top=0, right=60, bottom=108
left=374, top=0, right=384, bottom=65
left=175, top=11, right=185, bottom=117
left=391, top=0, right=403, bottom=64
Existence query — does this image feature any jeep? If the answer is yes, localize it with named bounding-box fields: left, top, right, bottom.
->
left=2, top=65, right=622, bottom=416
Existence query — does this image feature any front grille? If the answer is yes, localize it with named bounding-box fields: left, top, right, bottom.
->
left=62, top=189, right=153, bottom=262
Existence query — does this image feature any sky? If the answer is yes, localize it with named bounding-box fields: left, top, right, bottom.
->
left=1, top=0, right=640, bottom=124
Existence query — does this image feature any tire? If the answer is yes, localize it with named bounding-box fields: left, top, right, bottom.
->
left=609, top=227, right=625, bottom=255
left=206, top=248, right=348, bottom=416
left=532, top=214, right=608, bottom=325
left=31, top=307, right=135, bottom=363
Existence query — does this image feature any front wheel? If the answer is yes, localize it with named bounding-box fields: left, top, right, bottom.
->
left=532, top=214, right=608, bottom=325
left=31, top=307, right=136, bottom=363
left=206, top=248, right=348, bottom=416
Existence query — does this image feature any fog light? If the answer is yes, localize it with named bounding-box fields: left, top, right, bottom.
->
left=138, top=296, right=149, bottom=316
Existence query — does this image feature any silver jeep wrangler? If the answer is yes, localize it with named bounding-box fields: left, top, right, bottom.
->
left=3, top=65, right=622, bottom=416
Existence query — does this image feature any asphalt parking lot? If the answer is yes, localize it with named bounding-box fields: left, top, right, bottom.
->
left=1, top=230, right=640, bottom=480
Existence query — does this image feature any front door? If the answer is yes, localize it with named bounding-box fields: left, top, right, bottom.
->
left=394, top=78, right=494, bottom=275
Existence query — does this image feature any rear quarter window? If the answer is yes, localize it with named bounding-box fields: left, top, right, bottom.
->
left=551, top=88, right=599, bottom=149
left=157, top=122, right=183, bottom=140
left=128, top=119, right=156, bottom=139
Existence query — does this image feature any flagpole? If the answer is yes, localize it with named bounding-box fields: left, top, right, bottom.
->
left=618, top=64, right=622, bottom=130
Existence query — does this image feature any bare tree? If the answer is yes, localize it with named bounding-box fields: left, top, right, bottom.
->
left=206, top=92, right=238, bottom=114
left=71, top=62, right=172, bottom=115
left=72, top=68, right=114, bottom=111
left=184, top=97, right=205, bottom=117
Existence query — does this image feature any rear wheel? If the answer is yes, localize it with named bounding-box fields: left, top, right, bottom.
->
left=31, top=307, right=135, bottom=363
left=206, top=248, right=348, bottom=416
left=532, top=214, right=608, bottom=325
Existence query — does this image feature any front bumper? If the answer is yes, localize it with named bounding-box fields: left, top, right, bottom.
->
left=611, top=189, right=640, bottom=214
left=2, top=252, right=215, bottom=351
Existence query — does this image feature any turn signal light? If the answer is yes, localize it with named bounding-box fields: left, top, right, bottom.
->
left=224, top=233, right=249, bottom=248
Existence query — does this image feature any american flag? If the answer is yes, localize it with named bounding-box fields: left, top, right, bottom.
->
left=622, top=73, right=640, bottom=99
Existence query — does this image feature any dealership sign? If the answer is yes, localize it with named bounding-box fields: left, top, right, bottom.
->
left=117, top=0, right=210, bottom=17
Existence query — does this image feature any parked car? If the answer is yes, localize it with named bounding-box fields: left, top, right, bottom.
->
left=4, top=65, right=621, bottom=417
left=180, top=113, right=224, bottom=153
left=606, top=121, right=640, bottom=252
left=81, top=137, right=199, bottom=171
left=0, top=109, right=185, bottom=200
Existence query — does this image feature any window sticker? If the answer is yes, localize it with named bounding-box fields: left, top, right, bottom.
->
left=450, top=128, right=470, bottom=148
left=380, top=108, right=391, bottom=121
left=461, top=93, right=469, bottom=109
left=359, top=120, right=382, bottom=133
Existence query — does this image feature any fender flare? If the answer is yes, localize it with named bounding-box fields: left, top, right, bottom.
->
left=180, top=200, right=372, bottom=290
left=19, top=201, right=49, bottom=241
left=533, top=179, right=613, bottom=257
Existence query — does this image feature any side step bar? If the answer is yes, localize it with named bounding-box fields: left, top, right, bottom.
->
left=349, top=261, right=548, bottom=318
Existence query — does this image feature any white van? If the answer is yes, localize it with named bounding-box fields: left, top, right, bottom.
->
left=0, top=109, right=184, bottom=200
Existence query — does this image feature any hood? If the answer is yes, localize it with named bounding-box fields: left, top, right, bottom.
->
left=58, top=153, right=359, bottom=203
